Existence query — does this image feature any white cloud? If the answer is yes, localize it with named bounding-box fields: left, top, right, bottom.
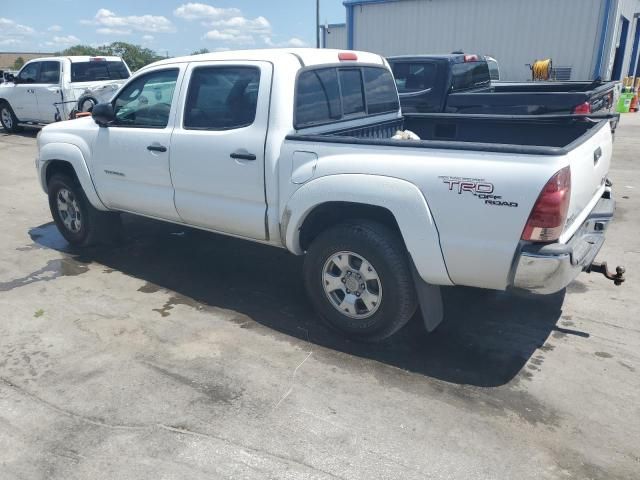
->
left=0, top=17, right=35, bottom=36
left=142, top=35, right=154, bottom=42
left=203, top=30, right=252, bottom=44
left=177, top=3, right=276, bottom=48
left=209, top=15, right=270, bottom=34
left=262, top=36, right=308, bottom=48
left=47, top=25, right=63, bottom=32
left=96, top=27, right=131, bottom=36
left=0, top=38, right=20, bottom=46
left=44, top=35, right=80, bottom=47
left=81, top=8, right=174, bottom=35
left=174, top=3, right=241, bottom=21
left=0, top=17, right=35, bottom=48
left=285, top=37, right=307, bottom=47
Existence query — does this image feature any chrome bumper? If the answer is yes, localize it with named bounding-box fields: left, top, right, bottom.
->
left=512, top=194, right=614, bottom=294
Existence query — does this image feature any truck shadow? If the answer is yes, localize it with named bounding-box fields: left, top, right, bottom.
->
left=0, top=127, right=39, bottom=138
left=29, top=215, right=566, bottom=388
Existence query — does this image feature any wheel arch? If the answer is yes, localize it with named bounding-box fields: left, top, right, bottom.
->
left=39, top=143, right=108, bottom=211
left=282, top=174, right=452, bottom=286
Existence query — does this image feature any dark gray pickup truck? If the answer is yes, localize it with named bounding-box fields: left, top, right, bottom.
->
left=388, top=54, right=617, bottom=117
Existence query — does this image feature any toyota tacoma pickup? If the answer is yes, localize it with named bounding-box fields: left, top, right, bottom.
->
left=388, top=54, right=617, bottom=117
left=0, top=56, right=130, bottom=132
left=35, top=49, right=623, bottom=341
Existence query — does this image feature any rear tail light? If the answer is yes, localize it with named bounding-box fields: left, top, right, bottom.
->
left=572, top=101, right=591, bottom=114
left=90, top=57, right=106, bottom=62
left=338, top=52, right=358, bottom=61
left=463, top=54, right=479, bottom=62
left=521, top=166, right=571, bottom=242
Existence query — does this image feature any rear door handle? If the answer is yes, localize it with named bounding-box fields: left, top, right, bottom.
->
left=230, top=149, right=256, bottom=161
left=147, top=144, right=167, bottom=153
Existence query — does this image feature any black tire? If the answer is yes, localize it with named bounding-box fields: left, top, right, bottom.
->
left=0, top=102, right=22, bottom=133
left=48, top=173, right=121, bottom=247
left=304, top=221, right=418, bottom=342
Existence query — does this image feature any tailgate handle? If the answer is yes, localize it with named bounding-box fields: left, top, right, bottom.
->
left=593, top=147, right=602, bottom=165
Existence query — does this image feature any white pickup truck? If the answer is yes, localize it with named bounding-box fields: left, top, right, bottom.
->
left=35, top=49, right=623, bottom=341
left=0, top=56, right=130, bottom=132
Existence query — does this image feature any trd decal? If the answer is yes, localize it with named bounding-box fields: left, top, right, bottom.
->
left=439, top=176, right=518, bottom=208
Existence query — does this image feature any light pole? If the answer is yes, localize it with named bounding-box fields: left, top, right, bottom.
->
left=316, top=0, right=320, bottom=48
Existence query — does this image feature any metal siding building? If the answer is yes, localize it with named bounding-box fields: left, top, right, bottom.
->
left=337, top=0, right=640, bottom=81
left=321, top=23, right=348, bottom=49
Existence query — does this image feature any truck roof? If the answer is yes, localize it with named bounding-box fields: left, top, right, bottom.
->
left=388, top=54, right=484, bottom=64
left=146, top=48, right=387, bottom=70
left=21, top=56, right=124, bottom=64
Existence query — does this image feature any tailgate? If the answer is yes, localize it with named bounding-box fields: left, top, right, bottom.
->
left=560, top=120, right=612, bottom=242
left=589, top=84, right=615, bottom=112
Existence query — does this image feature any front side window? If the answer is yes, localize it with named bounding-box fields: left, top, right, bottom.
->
left=392, top=62, right=437, bottom=93
left=113, top=69, right=178, bottom=128
left=39, top=61, right=60, bottom=84
left=184, top=66, right=260, bottom=130
left=18, top=62, right=40, bottom=83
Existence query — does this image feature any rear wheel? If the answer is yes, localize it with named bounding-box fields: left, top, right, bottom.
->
left=48, top=174, right=120, bottom=247
left=304, top=221, right=417, bottom=342
left=0, top=102, right=21, bottom=133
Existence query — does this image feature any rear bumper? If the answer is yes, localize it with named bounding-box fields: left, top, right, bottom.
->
left=512, top=193, right=614, bottom=294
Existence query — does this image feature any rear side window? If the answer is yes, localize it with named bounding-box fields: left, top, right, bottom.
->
left=184, top=66, right=260, bottom=130
left=364, top=68, right=400, bottom=113
left=71, top=61, right=130, bottom=82
left=295, top=68, right=341, bottom=127
left=392, top=62, right=437, bottom=93
left=39, top=61, right=60, bottom=84
left=295, top=66, right=398, bottom=128
left=451, top=61, right=491, bottom=91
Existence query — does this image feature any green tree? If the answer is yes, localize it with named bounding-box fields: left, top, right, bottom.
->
left=57, top=45, right=101, bottom=56
left=59, top=42, right=164, bottom=72
left=191, top=48, right=210, bottom=55
left=12, top=57, right=25, bottom=70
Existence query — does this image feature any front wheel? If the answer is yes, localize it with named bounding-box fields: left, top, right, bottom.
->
left=0, top=103, right=21, bottom=133
left=48, top=174, right=121, bottom=247
left=304, top=221, right=418, bottom=342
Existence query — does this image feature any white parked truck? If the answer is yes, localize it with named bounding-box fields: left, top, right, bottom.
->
left=35, top=49, right=624, bottom=341
left=0, top=56, right=130, bottom=131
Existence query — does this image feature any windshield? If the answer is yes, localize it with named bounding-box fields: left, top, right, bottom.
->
left=70, top=61, right=130, bottom=82
left=451, top=61, right=491, bottom=91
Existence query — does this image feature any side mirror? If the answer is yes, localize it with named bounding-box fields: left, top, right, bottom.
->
left=7, top=74, right=17, bottom=83
left=92, top=103, right=115, bottom=127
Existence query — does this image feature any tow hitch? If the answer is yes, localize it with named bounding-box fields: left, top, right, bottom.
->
left=588, top=262, right=626, bottom=286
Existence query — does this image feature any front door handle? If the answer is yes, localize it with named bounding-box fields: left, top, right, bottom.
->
left=147, top=144, right=167, bottom=153
left=230, top=149, right=256, bottom=161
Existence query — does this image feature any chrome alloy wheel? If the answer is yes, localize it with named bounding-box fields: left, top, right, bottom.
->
left=56, top=188, right=82, bottom=233
left=1, top=107, right=13, bottom=130
left=322, top=251, right=382, bottom=319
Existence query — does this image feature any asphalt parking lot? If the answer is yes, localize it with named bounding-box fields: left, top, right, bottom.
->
left=0, top=117, right=638, bottom=480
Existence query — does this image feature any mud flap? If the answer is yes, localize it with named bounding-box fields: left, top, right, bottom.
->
left=411, top=261, right=444, bottom=332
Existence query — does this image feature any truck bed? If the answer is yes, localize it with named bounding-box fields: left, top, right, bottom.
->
left=289, top=113, right=615, bottom=156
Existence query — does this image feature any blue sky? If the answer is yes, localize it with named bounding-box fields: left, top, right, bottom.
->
left=1, top=1, right=346, bottom=55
